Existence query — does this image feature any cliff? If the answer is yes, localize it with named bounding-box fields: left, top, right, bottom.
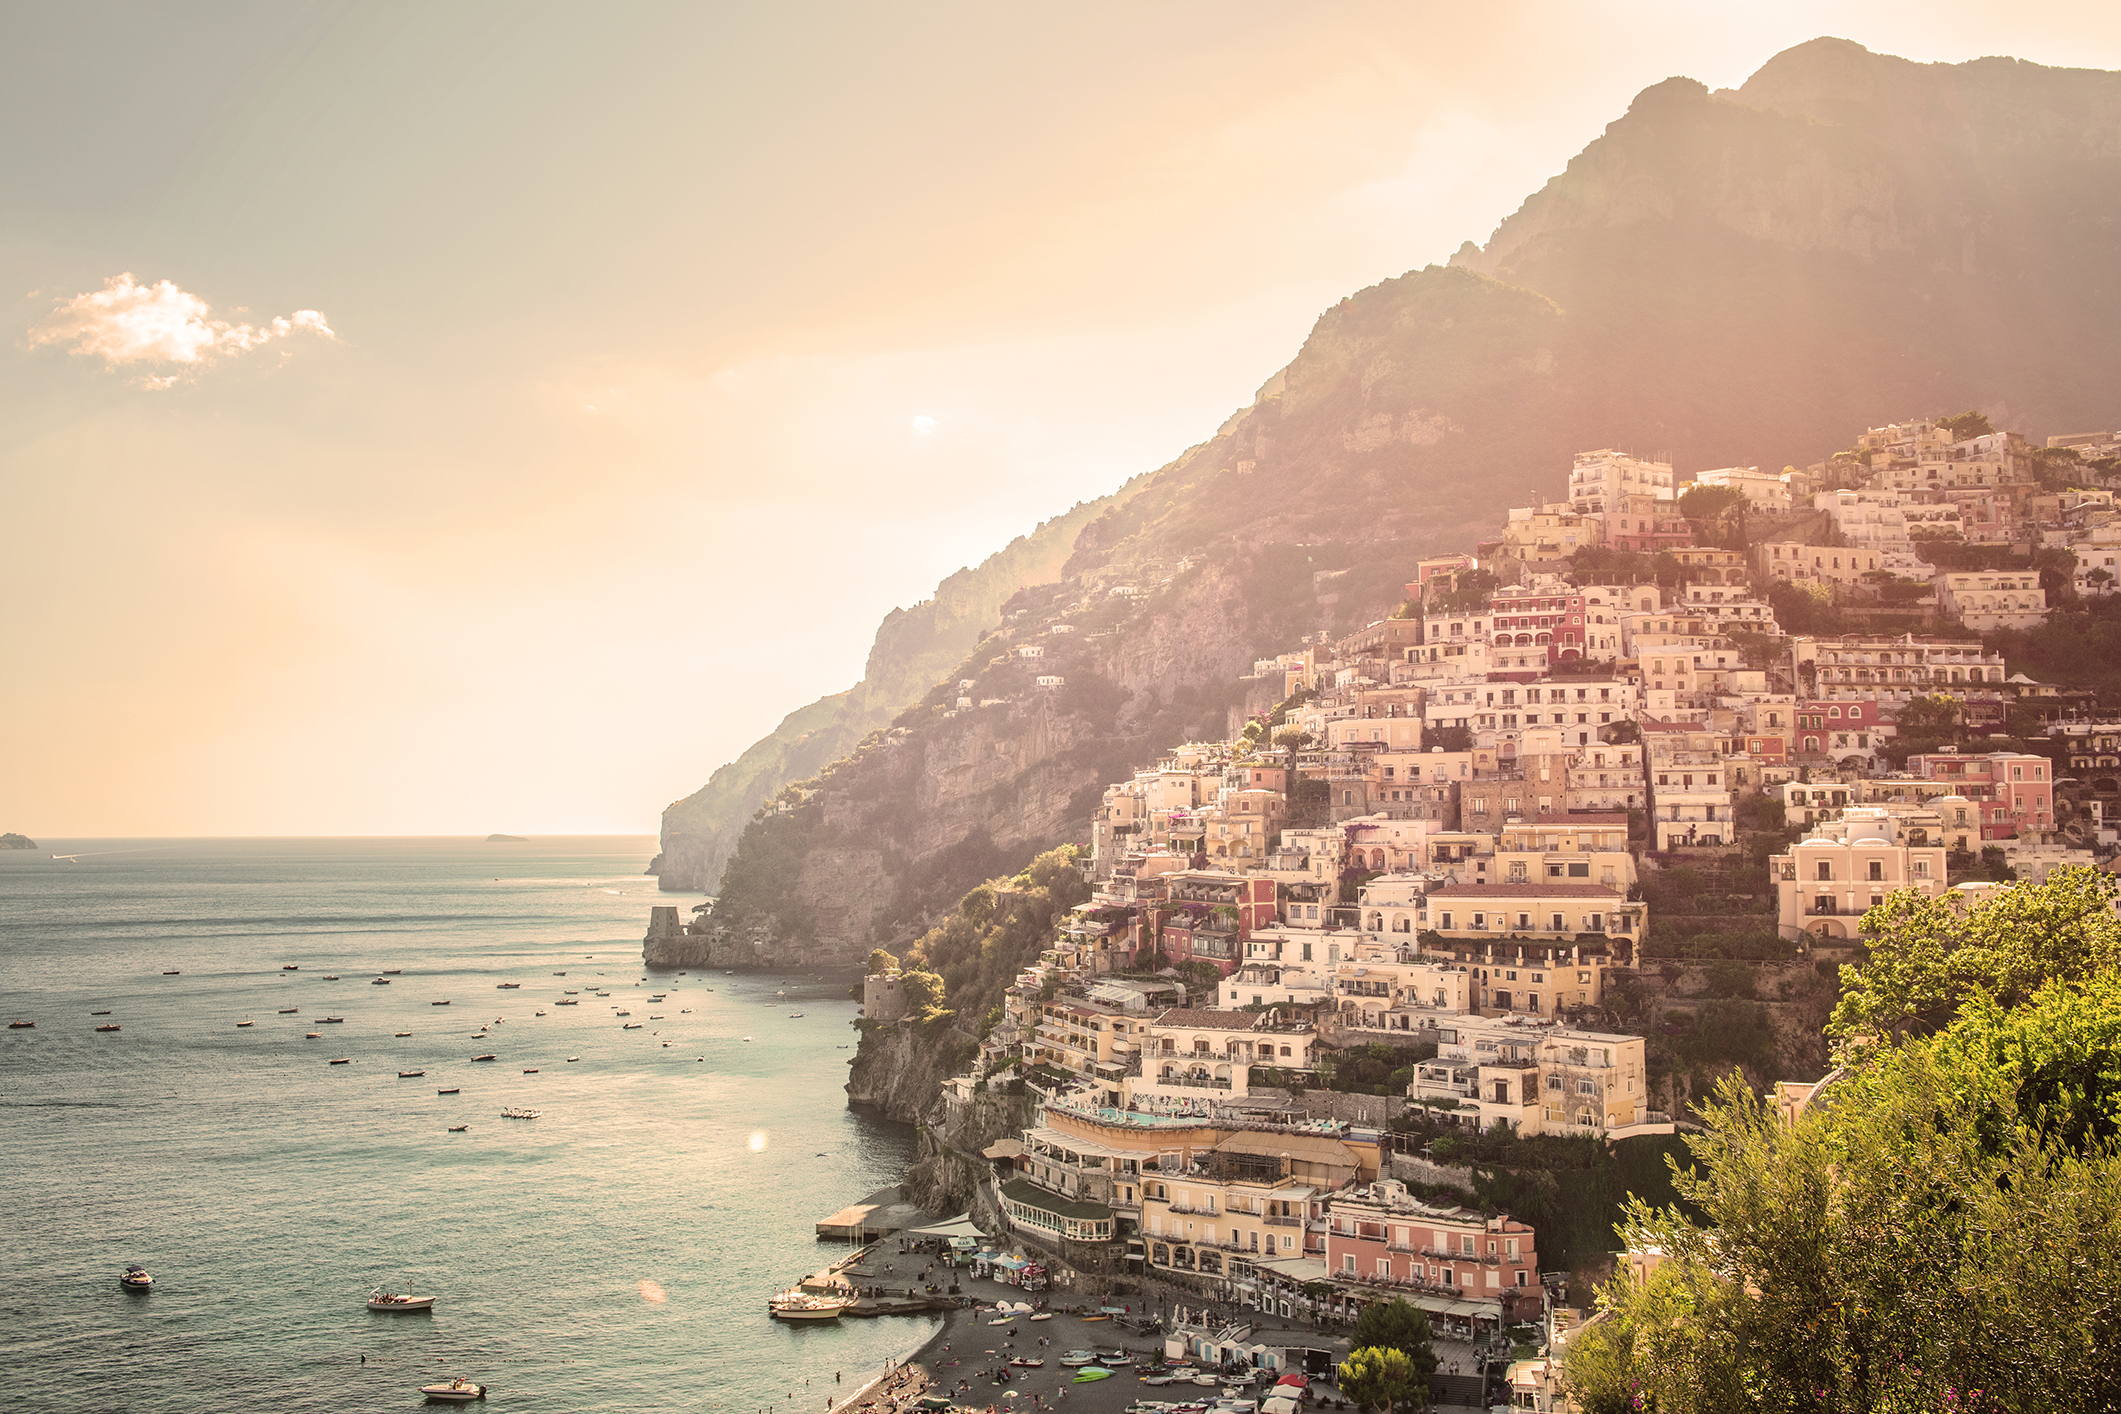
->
left=669, top=39, right=2121, bottom=962
left=653, top=493, right=1136, bottom=892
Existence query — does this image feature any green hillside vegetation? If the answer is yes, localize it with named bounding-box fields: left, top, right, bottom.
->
left=1563, top=869, right=2121, bottom=1412
left=900, top=847, right=1090, bottom=1036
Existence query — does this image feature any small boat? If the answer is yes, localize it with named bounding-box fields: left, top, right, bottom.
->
left=278, top=1008, right=299, bottom=1014
left=1059, top=1351, right=1099, bottom=1367
left=768, top=1291, right=849, bottom=1321
left=395, top=1031, right=412, bottom=1037
left=432, top=1000, right=451, bottom=1007
left=649, top=1015, right=664, bottom=1020
left=563, top=989, right=578, bottom=995
left=367, top=1287, right=436, bottom=1312
left=566, top=1056, right=579, bottom=1062
left=500, top=1108, right=540, bottom=1119
left=372, top=978, right=391, bottom=985
left=321, top=1017, right=345, bottom=1024
left=789, top=1012, right=804, bottom=1018
left=121, top=1265, right=153, bottom=1290
left=306, top=1031, right=321, bottom=1039
left=438, top=1088, right=460, bottom=1094
left=399, top=1070, right=425, bottom=1078
left=742, top=1036, right=753, bottom=1042
left=680, top=1009, right=692, bottom=1014
left=418, top=1377, right=486, bottom=1402
left=329, top=1057, right=350, bottom=1065
left=448, top=1124, right=469, bottom=1132
left=553, top=972, right=566, bottom=977
left=471, top=1054, right=496, bottom=1062
left=382, top=970, right=401, bottom=975
left=614, top=1010, right=630, bottom=1017
left=323, top=975, right=339, bottom=981
left=1029, top=1312, right=1054, bottom=1322
left=522, top=1068, right=539, bottom=1074
left=1010, top=1358, right=1044, bottom=1368
left=989, top=1316, right=1016, bottom=1326
left=91, top=1011, right=111, bottom=1016
left=623, top=1023, right=642, bottom=1030
left=161, top=970, right=180, bottom=976
left=535, top=1010, right=546, bottom=1016
left=95, top=1024, right=121, bottom=1032
left=282, top=965, right=299, bottom=971
left=9, top=1021, right=34, bottom=1029
left=556, top=999, right=578, bottom=1006
left=236, top=1020, right=254, bottom=1028
left=497, top=983, right=520, bottom=990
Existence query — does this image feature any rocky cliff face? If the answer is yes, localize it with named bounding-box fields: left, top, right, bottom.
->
left=655, top=492, right=1137, bottom=893
left=672, top=39, right=2121, bottom=961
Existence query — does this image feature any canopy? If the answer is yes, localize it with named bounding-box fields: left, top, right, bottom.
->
left=909, top=1215, right=991, bottom=1241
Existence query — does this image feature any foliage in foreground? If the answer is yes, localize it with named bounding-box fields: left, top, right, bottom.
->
left=1562, top=870, right=2121, bottom=1414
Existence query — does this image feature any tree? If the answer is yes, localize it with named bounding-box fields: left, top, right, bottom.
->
left=1338, top=1346, right=1425, bottom=1414
left=1351, top=1297, right=1441, bottom=1376
left=865, top=948, right=899, bottom=975
left=898, top=969, right=947, bottom=1013
left=1271, top=724, right=1312, bottom=752
left=1677, top=484, right=1746, bottom=520
left=1827, top=866, right=2121, bottom=1059
left=1940, top=409, right=1995, bottom=441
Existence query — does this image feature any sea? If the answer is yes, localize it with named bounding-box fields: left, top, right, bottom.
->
left=0, top=836, right=935, bottom=1411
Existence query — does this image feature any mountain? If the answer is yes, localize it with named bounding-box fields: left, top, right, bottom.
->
left=664, top=39, right=2121, bottom=955
left=653, top=492, right=1136, bottom=892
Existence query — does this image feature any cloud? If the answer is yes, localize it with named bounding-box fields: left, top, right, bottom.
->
left=27, top=273, right=336, bottom=386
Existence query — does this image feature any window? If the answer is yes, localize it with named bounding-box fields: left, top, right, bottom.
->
left=1817, top=862, right=1832, bottom=881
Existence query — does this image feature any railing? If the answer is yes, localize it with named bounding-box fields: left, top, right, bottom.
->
left=1147, top=1074, right=1233, bottom=1091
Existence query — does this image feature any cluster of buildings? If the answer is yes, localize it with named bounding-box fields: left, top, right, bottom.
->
left=876, top=422, right=2121, bottom=1340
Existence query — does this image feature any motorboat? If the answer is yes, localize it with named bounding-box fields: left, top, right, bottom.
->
left=7, top=1021, right=32, bottom=1029
left=278, top=1008, right=299, bottom=1014
left=623, top=1023, right=642, bottom=1030
left=556, top=999, right=579, bottom=1006
left=162, top=970, right=180, bottom=976
left=418, top=1377, right=486, bottom=1402
left=120, top=1265, right=153, bottom=1290
left=321, top=1016, right=345, bottom=1024
left=522, top=1068, right=539, bottom=1074
left=367, top=1288, right=436, bottom=1312
left=373, top=978, right=391, bottom=985
left=91, top=1011, right=111, bottom=1016
left=553, top=972, right=566, bottom=976
left=789, top=1012, right=804, bottom=1018
left=1010, top=1358, right=1045, bottom=1368
left=324, top=975, right=340, bottom=981
left=566, top=1056, right=579, bottom=1062
left=438, top=1087, right=460, bottom=1094
left=382, top=970, right=400, bottom=975
left=500, top=1108, right=541, bottom=1119
left=236, top=1020, right=254, bottom=1028
left=1100, top=1351, right=1134, bottom=1366
left=535, top=1011, right=546, bottom=1016
left=1059, top=1352, right=1099, bottom=1367
left=614, top=1010, right=630, bottom=1016
left=306, top=1032, right=321, bottom=1039
left=329, top=1057, right=350, bottom=1065
left=399, top=1070, right=425, bottom=1078
left=448, top=1125, right=469, bottom=1132
left=768, top=1290, right=849, bottom=1321
left=395, top=1031, right=412, bottom=1037
left=95, top=1024, right=121, bottom=1032
left=432, top=1000, right=451, bottom=1006
left=471, top=1054, right=496, bottom=1062
left=496, top=983, right=520, bottom=990
left=282, top=965, right=299, bottom=971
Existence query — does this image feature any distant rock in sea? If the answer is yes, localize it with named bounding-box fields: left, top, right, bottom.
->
left=1, top=832, right=35, bottom=850
left=485, top=833, right=528, bottom=843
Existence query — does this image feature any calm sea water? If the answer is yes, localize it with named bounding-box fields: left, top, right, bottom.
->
left=0, top=837, right=933, bottom=1411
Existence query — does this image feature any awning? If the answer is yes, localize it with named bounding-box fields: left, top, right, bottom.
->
left=909, top=1215, right=992, bottom=1241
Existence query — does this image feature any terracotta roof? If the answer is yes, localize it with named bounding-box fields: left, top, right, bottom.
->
left=1152, top=1008, right=1262, bottom=1031
left=1426, top=883, right=1628, bottom=899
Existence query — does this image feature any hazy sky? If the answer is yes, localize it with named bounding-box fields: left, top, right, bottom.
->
left=6, top=2, right=2119, bottom=837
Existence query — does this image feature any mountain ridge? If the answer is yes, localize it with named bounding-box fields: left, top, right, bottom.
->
left=662, top=38, right=2121, bottom=948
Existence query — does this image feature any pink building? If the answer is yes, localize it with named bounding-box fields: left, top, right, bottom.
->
left=1904, top=748, right=2055, bottom=839
left=1149, top=870, right=1278, bottom=976
left=1322, top=1180, right=1542, bottom=1329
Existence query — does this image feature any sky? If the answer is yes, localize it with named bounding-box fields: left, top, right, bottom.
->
left=6, top=2, right=2120, bottom=837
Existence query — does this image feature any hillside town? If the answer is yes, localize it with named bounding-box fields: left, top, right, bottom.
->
left=850, top=414, right=2121, bottom=1404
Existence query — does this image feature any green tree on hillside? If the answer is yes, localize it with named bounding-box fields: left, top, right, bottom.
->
left=1351, top=1298, right=1440, bottom=1377
left=865, top=948, right=898, bottom=974
left=1339, top=1346, right=1426, bottom=1414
